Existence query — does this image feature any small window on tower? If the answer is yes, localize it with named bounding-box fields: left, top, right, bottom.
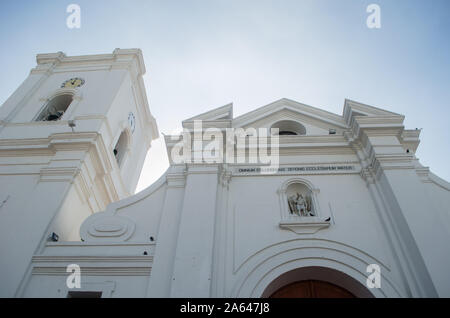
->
left=36, top=94, right=73, bottom=121
left=113, top=130, right=129, bottom=167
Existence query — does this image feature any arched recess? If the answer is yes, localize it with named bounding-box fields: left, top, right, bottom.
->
left=113, top=128, right=131, bottom=168
left=262, top=266, right=373, bottom=298
left=271, top=120, right=306, bottom=136
left=277, top=178, right=322, bottom=219
left=231, top=240, right=405, bottom=298
left=34, top=88, right=82, bottom=121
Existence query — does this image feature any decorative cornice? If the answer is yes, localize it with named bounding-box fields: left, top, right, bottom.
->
left=34, top=49, right=146, bottom=75
left=183, top=103, right=233, bottom=123
left=182, top=120, right=232, bottom=130
left=349, top=116, right=405, bottom=141
left=32, top=266, right=151, bottom=276
left=400, top=129, right=421, bottom=153
left=45, top=241, right=154, bottom=247
left=32, top=255, right=154, bottom=263
left=279, top=220, right=330, bottom=234
left=31, top=253, right=153, bottom=276
left=166, top=171, right=186, bottom=188
left=372, top=154, right=415, bottom=170
left=343, top=99, right=403, bottom=124
left=186, top=164, right=220, bottom=175
left=40, top=167, right=80, bottom=182
left=0, top=130, right=121, bottom=211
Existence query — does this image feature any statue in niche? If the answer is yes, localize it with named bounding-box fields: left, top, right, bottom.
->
left=288, top=192, right=315, bottom=216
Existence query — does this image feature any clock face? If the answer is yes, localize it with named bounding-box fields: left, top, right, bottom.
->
left=128, top=112, right=136, bottom=133
left=61, top=77, right=85, bottom=88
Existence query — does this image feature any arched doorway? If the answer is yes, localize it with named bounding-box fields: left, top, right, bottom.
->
left=270, top=280, right=355, bottom=298
left=261, top=266, right=374, bottom=298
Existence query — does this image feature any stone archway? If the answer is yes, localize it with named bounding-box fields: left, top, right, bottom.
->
left=270, top=280, right=355, bottom=298
left=261, top=266, right=374, bottom=298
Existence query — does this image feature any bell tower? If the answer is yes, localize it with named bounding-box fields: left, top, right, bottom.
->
left=0, top=49, right=158, bottom=297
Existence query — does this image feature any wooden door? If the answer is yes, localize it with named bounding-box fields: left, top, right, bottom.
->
left=270, top=280, right=355, bottom=298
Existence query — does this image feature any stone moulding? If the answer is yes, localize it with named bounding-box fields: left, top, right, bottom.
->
left=279, top=219, right=330, bottom=234
left=80, top=213, right=136, bottom=242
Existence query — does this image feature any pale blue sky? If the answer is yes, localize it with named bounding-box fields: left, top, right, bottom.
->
left=0, top=0, right=449, bottom=190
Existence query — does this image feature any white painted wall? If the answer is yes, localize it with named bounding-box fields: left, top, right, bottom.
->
left=2, top=61, right=449, bottom=298
left=0, top=49, right=158, bottom=297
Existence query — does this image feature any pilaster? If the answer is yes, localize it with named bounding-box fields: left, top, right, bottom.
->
left=170, top=164, right=220, bottom=297
left=350, top=116, right=443, bottom=296
left=146, top=165, right=186, bottom=297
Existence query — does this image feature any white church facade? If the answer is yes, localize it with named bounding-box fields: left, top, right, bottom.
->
left=0, top=50, right=449, bottom=298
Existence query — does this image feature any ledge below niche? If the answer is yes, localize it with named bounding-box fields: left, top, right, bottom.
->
left=279, top=218, right=330, bottom=234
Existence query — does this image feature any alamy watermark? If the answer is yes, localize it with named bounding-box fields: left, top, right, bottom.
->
left=366, top=264, right=381, bottom=289
left=169, top=120, right=280, bottom=174
left=366, top=4, right=381, bottom=29
left=66, top=264, right=81, bottom=289
left=64, top=4, right=380, bottom=30
left=66, top=261, right=381, bottom=290
left=66, top=4, right=81, bottom=29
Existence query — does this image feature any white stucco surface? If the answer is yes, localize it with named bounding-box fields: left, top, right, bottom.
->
left=1, top=51, right=449, bottom=298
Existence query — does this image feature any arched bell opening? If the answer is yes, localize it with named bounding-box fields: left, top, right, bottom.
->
left=113, top=130, right=130, bottom=168
left=36, top=93, right=74, bottom=121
